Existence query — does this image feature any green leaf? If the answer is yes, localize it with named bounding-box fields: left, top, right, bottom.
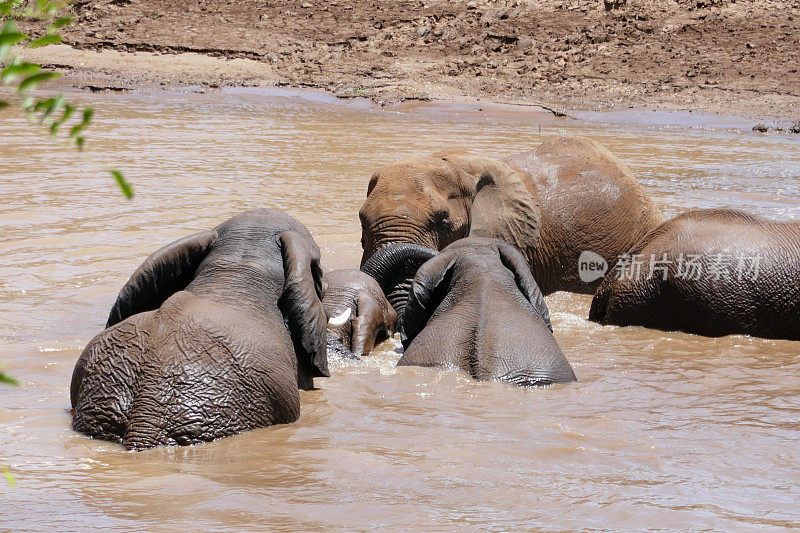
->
left=0, top=372, right=19, bottom=386
left=0, top=34, right=27, bottom=62
left=1, top=19, right=19, bottom=35
left=0, top=100, right=9, bottom=110
left=17, top=71, right=60, bottom=92
left=33, top=96, right=55, bottom=112
left=44, top=93, right=64, bottom=119
left=111, top=169, right=133, bottom=198
left=81, top=106, right=94, bottom=125
left=35, top=93, right=63, bottom=123
left=69, top=108, right=93, bottom=142
left=1, top=62, right=41, bottom=84
left=2, top=468, right=15, bottom=488
left=69, top=122, right=84, bottom=138
left=28, top=34, right=62, bottom=48
left=36, top=0, right=58, bottom=16
left=50, top=16, right=72, bottom=29
left=0, top=21, right=26, bottom=44
left=48, top=103, right=73, bottom=135
left=0, top=30, right=26, bottom=46
left=0, top=21, right=28, bottom=61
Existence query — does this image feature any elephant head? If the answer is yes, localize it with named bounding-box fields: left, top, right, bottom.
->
left=358, top=153, right=541, bottom=268
left=398, top=237, right=576, bottom=386
left=322, top=269, right=398, bottom=357
left=71, top=208, right=329, bottom=450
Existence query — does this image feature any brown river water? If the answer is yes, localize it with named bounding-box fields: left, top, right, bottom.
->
left=1, top=87, right=799, bottom=530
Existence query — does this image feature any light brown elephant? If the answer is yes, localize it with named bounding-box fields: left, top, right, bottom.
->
left=505, top=135, right=663, bottom=293
left=359, top=135, right=662, bottom=294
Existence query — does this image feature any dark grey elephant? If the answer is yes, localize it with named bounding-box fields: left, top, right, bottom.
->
left=322, top=269, right=398, bottom=357
left=590, top=208, right=800, bottom=340
left=368, top=238, right=577, bottom=386
left=71, top=208, right=329, bottom=450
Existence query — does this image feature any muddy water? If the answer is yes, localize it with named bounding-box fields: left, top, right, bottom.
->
left=1, top=87, right=799, bottom=530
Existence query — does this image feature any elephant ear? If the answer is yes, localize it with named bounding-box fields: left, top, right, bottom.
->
left=278, top=230, right=329, bottom=379
left=441, top=154, right=541, bottom=253
left=106, top=229, right=218, bottom=328
left=399, top=251, right=458, bottom=349
left=496, top=241, right=553, bottom=332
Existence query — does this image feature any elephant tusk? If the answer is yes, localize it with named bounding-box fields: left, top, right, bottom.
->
left=328, top=308, right=352, bottom=326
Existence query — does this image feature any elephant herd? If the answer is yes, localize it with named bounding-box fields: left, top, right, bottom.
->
left=71, top=135, right=800, bottom=450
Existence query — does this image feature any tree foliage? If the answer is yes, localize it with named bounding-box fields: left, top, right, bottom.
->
left=0, top=0, right=132, bottom=196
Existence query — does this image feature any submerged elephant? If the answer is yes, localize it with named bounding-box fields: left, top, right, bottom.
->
left=589, top=208, right=800, bottom=340
left=323, top=269, right=398, bottom=357
left=369, top=239, right=577, bottom=386
left=358, top=135, right=661, bottom=295
left=71, top=208, right=329, bottom=450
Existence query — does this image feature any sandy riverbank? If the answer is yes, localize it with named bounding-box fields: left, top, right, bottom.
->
left=16, top=0, right=800, bottom=125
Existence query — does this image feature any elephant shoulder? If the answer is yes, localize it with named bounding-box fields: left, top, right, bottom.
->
left=506, top=135, right=642, bottom=200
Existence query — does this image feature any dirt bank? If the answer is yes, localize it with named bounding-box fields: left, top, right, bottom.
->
left=20, top=0, right=800, bottom=121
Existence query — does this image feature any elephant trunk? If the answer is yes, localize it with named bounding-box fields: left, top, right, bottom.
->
left=360, top=243, right=438, bottom=318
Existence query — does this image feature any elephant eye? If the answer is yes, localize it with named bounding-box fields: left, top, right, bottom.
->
left=433, top=212, right=451, bottom=229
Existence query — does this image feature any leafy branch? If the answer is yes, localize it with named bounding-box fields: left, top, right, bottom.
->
left=0, top=0, right=133, bottom=197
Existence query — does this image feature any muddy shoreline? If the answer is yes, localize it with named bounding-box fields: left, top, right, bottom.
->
left=16, top=0, right=800, bottom=125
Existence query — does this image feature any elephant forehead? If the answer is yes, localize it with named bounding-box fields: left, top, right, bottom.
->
left=373, top=159, right=460, bottom=193
left=324, top=269, right=375, bottom=292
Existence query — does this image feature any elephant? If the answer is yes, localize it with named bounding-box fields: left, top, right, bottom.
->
left=589, top=208, right=800, bottom=340
left=504, top=135, right=663, bottom=294
left=368, top=238, right=577, bottom=386
left=322, top=269, right=398, bottom=357
left=358, top=135, right=662, bottom=295
left=70, top=208, right=329, bottom=450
